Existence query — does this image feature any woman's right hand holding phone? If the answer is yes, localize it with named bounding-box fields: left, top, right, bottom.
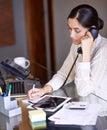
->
left=81, top=31, right=95, bottom=62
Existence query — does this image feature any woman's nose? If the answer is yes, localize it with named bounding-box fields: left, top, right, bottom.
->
left=69, top=30, right=75, bottom=38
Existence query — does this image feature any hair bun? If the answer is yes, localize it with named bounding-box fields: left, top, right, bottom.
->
left=97, top=18, right=104, bottom=30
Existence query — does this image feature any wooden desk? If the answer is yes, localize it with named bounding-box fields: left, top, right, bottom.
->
left=18, top=100, right=32, bottom=130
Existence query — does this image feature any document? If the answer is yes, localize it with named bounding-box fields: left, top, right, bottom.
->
left=22, top=97, right=41, bottom=104
left=48, top=103, right=101, bottom=125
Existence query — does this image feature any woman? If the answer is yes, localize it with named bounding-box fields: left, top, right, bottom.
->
left=28, top=4, right=107, bottom=115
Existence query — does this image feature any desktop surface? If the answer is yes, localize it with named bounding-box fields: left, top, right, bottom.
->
left=0, top=97, right=107, bottom=130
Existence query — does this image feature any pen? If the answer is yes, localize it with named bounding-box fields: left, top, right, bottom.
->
left=0, top=87, right=3, bottom=95
left=32, top=84, right=35, bottom=92
left=0, top=86, right=7, bottom=97
left=8, top=84, right=12, bottom=96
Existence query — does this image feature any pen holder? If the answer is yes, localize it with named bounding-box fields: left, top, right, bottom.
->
left=0, top=96, right=22, bottom=117
left=0, top=112, right=22, bottom=130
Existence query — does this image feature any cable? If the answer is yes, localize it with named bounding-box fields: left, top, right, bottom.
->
left=61, top=47, right=82, bottom=87
left=91, top=93, right=107, bottom=102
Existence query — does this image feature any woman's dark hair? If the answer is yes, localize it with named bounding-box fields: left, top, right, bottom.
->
left=68, top=4, right=104, bottom=30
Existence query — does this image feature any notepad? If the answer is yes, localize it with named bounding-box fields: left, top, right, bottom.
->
left=28, top=109, right=46, bottom=122
left=28, top=109, right=46, bottom=130
left=29, top=120, right=46, bottom=130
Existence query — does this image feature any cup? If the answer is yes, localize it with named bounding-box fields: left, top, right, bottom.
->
left=14, top=57, right=30, bottom=69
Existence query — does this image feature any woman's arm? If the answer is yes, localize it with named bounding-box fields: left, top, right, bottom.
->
left=75, top=37, right=107, bottom=97
left=46, top=44, right=78, bottom=91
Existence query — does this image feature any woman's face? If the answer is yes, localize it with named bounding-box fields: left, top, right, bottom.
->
left=68, top=18, right=88, bottom=45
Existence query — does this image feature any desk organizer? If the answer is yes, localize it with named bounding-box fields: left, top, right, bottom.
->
left=0, top=113, right=22, bottom=130
left=0, top=96, right=22, bottom=117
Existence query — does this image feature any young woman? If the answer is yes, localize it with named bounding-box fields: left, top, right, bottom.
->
left=28, top=4, right=107, bottom=116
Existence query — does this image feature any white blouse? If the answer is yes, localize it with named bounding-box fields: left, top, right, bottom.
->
left=46, top=35, right=107, bottom=116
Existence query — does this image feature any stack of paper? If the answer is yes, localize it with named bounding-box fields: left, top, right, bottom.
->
left=48, top=103, right=101, bottom=125
left=28, top=109, right=46, bottom=130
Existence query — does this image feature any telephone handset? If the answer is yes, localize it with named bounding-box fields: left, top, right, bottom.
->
left=89, top=28, right=99, bottom=40
left=77, top=28, right=99, bottom=54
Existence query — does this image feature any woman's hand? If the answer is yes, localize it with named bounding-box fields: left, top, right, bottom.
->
left=28, top=88, right=44, bottom=100
left=81, top=31, right=95, bottom=62
left=28, top=85, right=53, bottom=100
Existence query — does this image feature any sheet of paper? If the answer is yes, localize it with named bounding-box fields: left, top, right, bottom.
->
left=48, top=103, right=101, bottom=125
left=22, top=97, right=41, bottom=104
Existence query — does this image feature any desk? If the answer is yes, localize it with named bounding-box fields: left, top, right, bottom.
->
left=0, top=99, right=107, bottom=130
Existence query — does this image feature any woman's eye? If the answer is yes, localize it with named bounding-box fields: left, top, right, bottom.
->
left=68, top=27, right=81, bottom=33
left=75, top=29, right=81, bottom=33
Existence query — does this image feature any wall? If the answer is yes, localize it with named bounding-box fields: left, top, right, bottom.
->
left=52, top=0, right=107, bottom=70
left=0, top=0, right=28, bottom=61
